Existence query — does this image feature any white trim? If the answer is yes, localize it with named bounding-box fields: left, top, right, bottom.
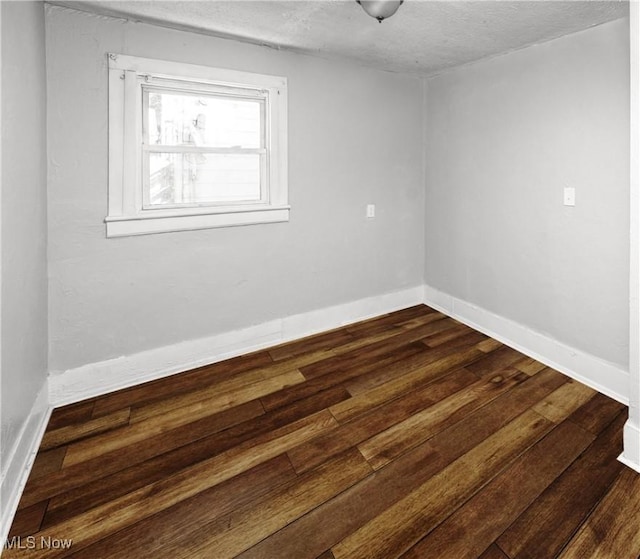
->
left=423, top=284, right=629, bottom=405
left=0, top=0, right=4, bottom=544
left=0, top=383, right=51, bottom=549
left=625, top=0, right=640, bottom=474
left=49, top=281, right=630, bottom=408
left=108, top=54, right=286, bottom=90
left=49, top=286, right=424, bottom=406
left=620, top=421, right=640, bottom=473
left=106, top=53, right=288, bottom=238
left=105, top=206, right=290, bottom=237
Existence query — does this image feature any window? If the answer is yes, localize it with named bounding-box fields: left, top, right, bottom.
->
left=106, top=54, right=288, bottom=237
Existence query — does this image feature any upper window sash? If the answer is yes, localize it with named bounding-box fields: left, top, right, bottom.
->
left=141, top=85, right=267, bottom=152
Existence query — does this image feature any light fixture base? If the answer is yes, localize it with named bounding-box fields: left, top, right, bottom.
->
left=356, top=0, right=404, bottom=23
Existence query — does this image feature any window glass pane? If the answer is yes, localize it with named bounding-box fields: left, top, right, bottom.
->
left=148, top=152, right=261, bottom=206
left=147, top=91, right=262, bottom=149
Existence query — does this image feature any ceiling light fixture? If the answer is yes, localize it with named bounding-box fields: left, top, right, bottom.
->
left=356, top=0, right=404, bottom=23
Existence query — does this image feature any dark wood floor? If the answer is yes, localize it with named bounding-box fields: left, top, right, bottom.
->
left=6, top=305, right=640, bottom=558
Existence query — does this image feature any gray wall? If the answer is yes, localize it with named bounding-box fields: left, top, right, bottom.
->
left=1, top=1, right=48, bottom=470
left=424, top=18, right=630, bottom=368
left=45, top=6, right=425, bottom=373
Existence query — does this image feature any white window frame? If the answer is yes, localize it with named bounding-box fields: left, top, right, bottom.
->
left=106, top=53, right=289, bottom=237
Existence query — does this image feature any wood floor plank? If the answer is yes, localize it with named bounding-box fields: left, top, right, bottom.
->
left=129, top=364, right=302, bottom=423
left=400, top=420, right=595, bottom=558
left=269, top=348, right=337, bottom=370
left=333, top=333, right=485, bottom=403
left=90, top=350, right=274, bottom=417
left=4, top=411, right=338, bottom=559
left=532, top=379, right=597, bottom=423
left=239, top=442, right=450, bottom=559
left=496, top=412, right=626, bottom=559
left=35, top=386, right=348, bottom=518
left=412, top=330, right=486, bottom=363
left=40, top=409, right=130, bottom=451
left=63, top=370, right=303, bottom=467
left=420, top=323, right=475, bottom=348
left=420, top=330, right=488, bottom=353
left=288, top=367, right=479, bottom=474
left=268, top=328, right=356, bottom=361
left=325, top=315, right=446, bottom=357
left=345, top=321, right=405, bottom=341
left=239, top=367, right=571, bottom=559
left=464, top=345, right=523, bottom=377
left=478, top=544, right=510, bottom=559
left=344, top=305, right=435, bottom=336
left=290, top=320, right=451, bottom=379
left=329, top=344, right=488, bottom=423
left=28, top=448, right=67, bottom=480
left=331, top=409, right=554, bottom=559
left=395, top=316, right=442, bottom=329
left=558, top=467, right=640, bottom=558
left=424, top=367, right=569, bottom=464
left=19, top=400, right=265, bottom=509
left=566, top=391, right=625, bottom=435
left=166, top=450, right=372, bottom=559
left=305, top=432, right=474, bottom=559
left=340, top=343, right=434, bottom=396
left=477, top=338, right=502, bottom=353
left=298, top=317, right=455, bottom=380
left=61, top=455, right=297, bottom=559
left=260, top=343, right=425, bottom=412
left=47, top=401, right=95, bottom=430
left=358, top=367, right=528, bottom=470
left=42, top=402, right=268, bottom=524
left=8, top=501, right=48, bottom=538
left=512, top=356, right=547, bottom=376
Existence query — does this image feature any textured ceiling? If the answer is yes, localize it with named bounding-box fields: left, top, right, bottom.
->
left=51, top=0, right=629, bottom=75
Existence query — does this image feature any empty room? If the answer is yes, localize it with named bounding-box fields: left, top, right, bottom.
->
left=2, top=0, right=640, bottom=557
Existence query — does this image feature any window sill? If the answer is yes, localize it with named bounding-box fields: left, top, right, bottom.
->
left=105, top=206, right=290, bottom=237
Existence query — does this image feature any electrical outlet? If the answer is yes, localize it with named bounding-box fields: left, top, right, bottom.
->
left=366, top=204, right=376, bottom=218
left=563, top=187, right=575, bottom=207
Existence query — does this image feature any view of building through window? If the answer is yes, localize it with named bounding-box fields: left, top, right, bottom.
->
left=145, top=91, right=264, bottom=207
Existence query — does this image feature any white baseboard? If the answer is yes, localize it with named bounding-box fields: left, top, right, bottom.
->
left=620, top=420, right=640, bottom=473
left=50, top=283, right=630, bottom=408
left=423, top=284, right=629, bottom=405
left=0, top=382, right=51, bottom=550
left=49, top=286, right=424, bottom=407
